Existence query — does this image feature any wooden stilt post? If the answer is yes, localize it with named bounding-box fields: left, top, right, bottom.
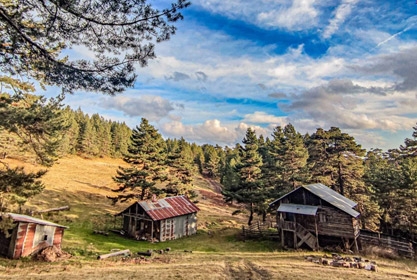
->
left=314, top=215, right=319, bottom=250
left=294, top=215, right=298, bottom=249
left=151, top=221, right=154, bottom=241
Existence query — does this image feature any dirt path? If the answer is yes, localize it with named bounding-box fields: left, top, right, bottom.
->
left=203, top=177, right=223, bottom=194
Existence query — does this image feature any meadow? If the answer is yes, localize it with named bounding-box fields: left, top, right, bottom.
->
left=0, top=156, right=416, bottom=279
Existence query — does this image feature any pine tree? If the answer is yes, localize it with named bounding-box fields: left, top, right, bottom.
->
left=306, top=127, right=380, bottom=230
left=165, top=138, right=196, bottom=198
left=203, top=144, right=220, bottom=178
left=1, top=0, right=191, bottom=94
left=110, top=118, right=167, bottom=203
left=234, top=128, right=264, bottom=225
left=110, top=122, right=132, bottom=158
left=78, top=116, right=100, bottom=156
left=398, top=157, right=417, bottom=240
left=58, top=106, right=79, bottom=155
left=0, top=86, right=66, bottom=211
left=268, top=124, right=310, bottom=198
left=221, top=144, right=242, bottom=203
left=364, top=149, right=401, bottom=234
left=399, top=123, right=417, bottom=157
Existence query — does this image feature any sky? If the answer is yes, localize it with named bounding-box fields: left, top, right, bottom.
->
left=53, top=0, right=417, bottom=151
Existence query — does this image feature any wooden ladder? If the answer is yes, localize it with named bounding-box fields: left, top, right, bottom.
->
left=295, top=223, right=318, bottom=250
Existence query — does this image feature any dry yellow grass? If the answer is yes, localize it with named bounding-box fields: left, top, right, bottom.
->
left=0, top=156, right=416, bottom=279
left=1, top=252, right=416, bottom=280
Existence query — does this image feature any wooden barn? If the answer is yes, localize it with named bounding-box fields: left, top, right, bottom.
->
left=117, top=195, right=199, bottom=242
left=269, top=183, right=360, bottom=252
left=0, top=213, right=67, bottom=259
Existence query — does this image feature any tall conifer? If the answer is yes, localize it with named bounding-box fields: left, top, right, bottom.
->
left=110, top=118, right=167, bottom=203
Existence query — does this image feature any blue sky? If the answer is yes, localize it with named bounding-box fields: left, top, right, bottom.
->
left=57, top=0, right=417, bottom=151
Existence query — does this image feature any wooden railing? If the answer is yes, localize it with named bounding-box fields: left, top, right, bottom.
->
left=280, top=221, right=296, bottom=231
left=359, top=230, right=415, bottom=258
left=242, top=221, right=279, bottom=239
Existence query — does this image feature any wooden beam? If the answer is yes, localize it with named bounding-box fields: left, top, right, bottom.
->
left=97, top=249, right=131, bottom=260
left=34, top=206, right=70, bottom=214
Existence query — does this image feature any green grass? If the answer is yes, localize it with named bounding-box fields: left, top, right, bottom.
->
left=61, top=219, right=279, bottom=259
left=2, top=156, right=417, bottom=280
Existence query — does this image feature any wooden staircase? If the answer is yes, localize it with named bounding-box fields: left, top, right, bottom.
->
left=295, top=223, right=318, bottom=250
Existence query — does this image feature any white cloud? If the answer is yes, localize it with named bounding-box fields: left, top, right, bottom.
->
left=99, top=95, right=175, bottom=121
left=257, top=0, right=319, bottom=31
left=160, top=119, right=238, bottom=145
left=196, top=0, right=323, bottom=31
left=243, top=111, right=288, bottom=125
left=322, top=0, right=358, bottom=39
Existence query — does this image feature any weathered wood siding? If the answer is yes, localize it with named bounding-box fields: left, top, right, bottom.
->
left=315, top=206, right=357, bottom=238
left=278, top=188, right=358, bottom=240
left=9, top=223, right=65, bottom=259
left=159, top=214, right=197, bottom=241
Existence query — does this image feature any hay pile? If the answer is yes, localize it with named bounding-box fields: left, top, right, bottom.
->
left=35, top=246, right=72, bottom=262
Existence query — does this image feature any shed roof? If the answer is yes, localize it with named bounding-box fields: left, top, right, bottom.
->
left=269, top=183, right=360, bottom=218
left=121, top=195, right=200, bottom=221
left=278, top=203, right=318, bottom=216
left=6, top=213, right=68, bottom=228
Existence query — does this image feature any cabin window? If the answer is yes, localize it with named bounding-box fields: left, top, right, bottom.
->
left=319, top=213, right=327, bottom=222
left=43, top=235, right=48, bottom=241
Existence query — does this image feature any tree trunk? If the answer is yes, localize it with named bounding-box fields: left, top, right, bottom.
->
left=248, top=203, right=254, bottom=226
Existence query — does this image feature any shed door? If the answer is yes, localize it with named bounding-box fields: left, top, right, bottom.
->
left=34, top=225, right=55, bottom=247
left=161, top=219, right=175, bottom=241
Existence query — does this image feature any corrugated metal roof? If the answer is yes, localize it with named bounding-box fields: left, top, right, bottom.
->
left=6, top=213, right=68, bottom=228
left=303, top=183, right=360, bottom=218
left=137, top=195, right=200, bottom=221
left=269, top=183, right=360, bottom=218
left=278, top=203, right=318, bottom=216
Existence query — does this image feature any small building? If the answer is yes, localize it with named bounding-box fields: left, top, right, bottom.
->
left=117, top=195, right=200, bottom=242
left=269, top=183, right=360, bottom=251
left=0, top=213, right=67, bottom=259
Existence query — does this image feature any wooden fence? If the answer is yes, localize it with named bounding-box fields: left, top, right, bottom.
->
left=242, top=221, right=279, bottom=240
left=359, top=229, right=415, bottom=259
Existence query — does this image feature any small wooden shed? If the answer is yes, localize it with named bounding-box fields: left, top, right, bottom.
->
left=0, top=213, right=67, bottom=259
left=117, top=195, right=199, bottom=242
left=269, top=183, right=360, bottom=251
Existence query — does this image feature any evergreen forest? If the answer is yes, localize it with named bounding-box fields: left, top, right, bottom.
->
left=2, top=99, right=417, bottom=243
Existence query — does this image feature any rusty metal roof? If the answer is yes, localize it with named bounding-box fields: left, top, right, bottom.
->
left=122, top=195, right=200, bottom=221
left=6, top=213, right=68, bottom=228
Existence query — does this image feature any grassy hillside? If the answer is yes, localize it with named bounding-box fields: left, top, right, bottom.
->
left=0, top=156, right=416, bottom=279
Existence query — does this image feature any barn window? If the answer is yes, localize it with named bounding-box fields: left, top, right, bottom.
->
left=319, top=213, right=327, bottom=222
left=43, top=235, right=48, bottom=241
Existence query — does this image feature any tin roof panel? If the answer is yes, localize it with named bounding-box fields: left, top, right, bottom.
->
left=303, top=183, right=360, bottom=218
left=138, top=196, right=200, bottom=221
left=269, top=183, right=360, bottom=218
left=7, top=213, right=68, bottom=228
left=278, top=204, right=318, bottom=216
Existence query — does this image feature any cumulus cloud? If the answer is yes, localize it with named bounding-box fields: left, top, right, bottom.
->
left=160, top=119, right=238, bottom=145
left=243, top=111, right=288, bottom=125
left=351, top=46, right=417, bottom=92
left=281, top=78, right=415, bottom=133
left=99, top=95, right=175, bottom=121
left=159, top=119, right=272, bottom=146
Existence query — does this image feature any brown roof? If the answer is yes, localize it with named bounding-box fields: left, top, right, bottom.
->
left=121, top=195, right=200, bottom=221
